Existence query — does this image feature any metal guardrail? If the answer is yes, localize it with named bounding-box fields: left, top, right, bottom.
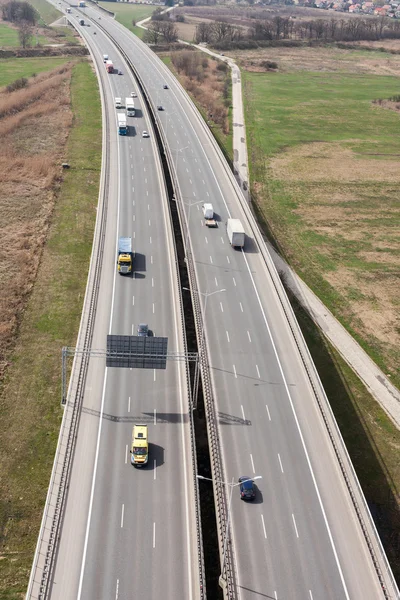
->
left=25, top=48, right=111, bottom=599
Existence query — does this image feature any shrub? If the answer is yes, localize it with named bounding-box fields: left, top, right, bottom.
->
left=6, top=77, right=28, bottom=93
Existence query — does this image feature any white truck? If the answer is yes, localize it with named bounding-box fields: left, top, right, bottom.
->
left=117, top=113, right=128, bottom=136
left=226, top=218, right=245, bottom=248
left=115, top=97, right=122, bottom=109
left=203, top=203, right=217, bottom=227
left=125, top=97, right=135, bottom=117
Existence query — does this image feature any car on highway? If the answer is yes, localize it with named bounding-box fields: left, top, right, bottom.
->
left=157, top=105, right=164, bottom=111
left=137, top=323, right=149, bottom=337
left=142, top=130, right=149, bottom=138
left=131, top=91, right=137, bottom=97
left=239, top=476, right=256, bottom=501
left=118, top=70, right=123, bottom=75
left=163, top=84, right=168, bottom=89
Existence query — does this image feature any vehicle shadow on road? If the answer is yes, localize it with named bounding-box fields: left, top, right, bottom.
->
left=148, top=443, right=164, bottom=468
left=134, top=253, right=146, bottom=278
left=242, top=235, right=259, bottom=255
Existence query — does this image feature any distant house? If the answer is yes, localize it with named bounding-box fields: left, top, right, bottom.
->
left=349, top=3, right=360, bottom=11
left=374, top=6, right=387, bottom=13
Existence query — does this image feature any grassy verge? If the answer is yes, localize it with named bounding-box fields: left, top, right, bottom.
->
left=0, top=57, right=71, bottom=86
left=243, top=68, right=400, bottom=388
left=28, top=0, right=62, bottom=26
left=99, top=1, right=154, bottom=34
left=0, top=60, right=101, bottom=598
left=161, top=52, right=233, bottom=161
left=287, top=286, right=400, bottom=581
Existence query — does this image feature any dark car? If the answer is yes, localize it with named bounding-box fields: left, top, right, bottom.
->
left=163, top=84, right=168, bottom=89
left=137, top=323, right=149, bottom=337
left=157, top=105, right=164, bottom=111
left=239, top=476, right=256, bottom=501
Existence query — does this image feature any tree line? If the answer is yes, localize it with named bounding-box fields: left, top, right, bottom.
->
left=195, top=15, right=400, bottom=45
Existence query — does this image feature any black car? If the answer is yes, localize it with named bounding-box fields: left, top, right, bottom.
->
left=163, top=84, right=168, bottom=89
left=157, top=105, right=164, bottom=111
left=137, top=323, right=149, bottom=337
left=239, top=476, right=256, bottom=501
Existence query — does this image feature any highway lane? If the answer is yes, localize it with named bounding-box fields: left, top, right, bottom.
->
left=84, top=11, right=398, bottom=599
left=47, top=16, right=199, bottom=600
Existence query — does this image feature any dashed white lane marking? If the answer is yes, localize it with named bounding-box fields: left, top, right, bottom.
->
left=221, top=237, right=224, bottom=244
left=148, top=204, right=150, bottom=210
left=115, top=579, right=119, bottom=600
left=261, top=514, right=267, bottom=539
left=226, top=330, right=230, bottom=342
left=120, top=504, right=124, bottom=528
left=205, top=236, right=208, bottom=244
left=274, top=592, right=278, bottom=600
left=153, top=303, right=155, bottom=313
left=149, top=219, right=151, bottom=226
left=149, top=236, right=152, bottom=244
left=133, top=232, right=135, bottom=239
left=239, top=302, right=243, bottom=312
left=154, top=369, right=156, bottom=382
left=256, top=364, right=261, bottom=379
left=152, top=278, right=154, bottom=287
left=292, top=514, right=299, bottom=538
left=278, top=454, right=284, bottom=473
left=186, top=168, right=189, bottom=173
left=125, top=445, right=128, bottom=464
left=154, top=409, right=157, bottom=424
left=232, top=277, right=236, bottom=286
left=220, top=302, right=224, bottom=313
left=250, top=453, right=255, bottom=474
left=128, top=397, right=131, bottom=412
left=309, top=590, right=314, bottom=599
left=154, top=460, right=157, bottom=479
left=189, top=179, right=192, bottom=184
left=206, top=191, right=209, bottom=197
left=131, top=324, right=134, bottom=335
left=145, top=178, right=147, bottom=184
left=151, top=255, right=153, bottom=264
left=226, top=256, right=230, bottom=264
left=202, top=179, right=205, bottom=184
left=241, top=405, right=245, bottom=421
left=215, top=277, right=218, bottom=286
left=266, top=405, right=271, bottom=421
left=153, top=523, right=156, bottom=548
left=210, top=256, right=213, bottom=264
left=132, top=296, right=134, bottom=306
left=146, top=190, right=149, bottom=196
left=233, top=364, right=237, bottom=378
left=247, top=331, right=252, bottom=342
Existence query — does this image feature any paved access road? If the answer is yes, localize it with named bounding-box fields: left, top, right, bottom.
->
left=46, top=12, right=200, bottom=600
left=85, top=10, right=398, bottom=600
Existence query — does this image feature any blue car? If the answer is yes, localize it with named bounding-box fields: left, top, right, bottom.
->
left=238, top=476, right=256, bottom=501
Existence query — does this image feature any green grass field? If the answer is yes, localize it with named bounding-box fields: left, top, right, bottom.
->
left=0, top=57, right=71, bottom=87
left=244, top=68, right=400, bottom=387
left=0, top=60, right=101, bottom=598
left=28, top=0, right=63, bottom=26
left=245, top=71, right=400, bottom=164
left=99, top=1, right=155, bottom=34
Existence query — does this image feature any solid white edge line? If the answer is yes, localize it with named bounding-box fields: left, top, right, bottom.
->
left=77, top=93, right=122, bottom=598
left=153, top=522, right=156, bottom=548
left=261, top=514, right=267, bottom=539
left=241, top=248, right=350, bottom=599
left=121, top=504, right=124, bottom=528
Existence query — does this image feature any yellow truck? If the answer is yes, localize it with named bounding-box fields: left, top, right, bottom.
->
left=117, top=237, right=133, bottom=274
left=130, top=425, right=148, bottom=467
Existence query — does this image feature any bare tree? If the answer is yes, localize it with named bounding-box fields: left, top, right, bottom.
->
left=158, top=20, right=178, bottom=42
left=18, top=20, right=32, bottom=48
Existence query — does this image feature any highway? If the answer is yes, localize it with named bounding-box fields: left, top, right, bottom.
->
left=39, top=13, right=201, bottom=600
left=80, top=7, right=398, bottom=600
left=25, top=3, right=399, bottom=599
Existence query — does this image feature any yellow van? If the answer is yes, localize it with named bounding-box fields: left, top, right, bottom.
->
left=130, top=425, right=148, bottom=467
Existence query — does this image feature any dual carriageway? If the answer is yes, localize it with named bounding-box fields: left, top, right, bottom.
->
left=26, top=3, right=399, bottom=600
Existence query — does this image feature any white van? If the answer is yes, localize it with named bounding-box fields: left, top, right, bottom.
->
left=103, top=54, right=109, bottom=63
left=115, top=97, right=122, bottom=109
